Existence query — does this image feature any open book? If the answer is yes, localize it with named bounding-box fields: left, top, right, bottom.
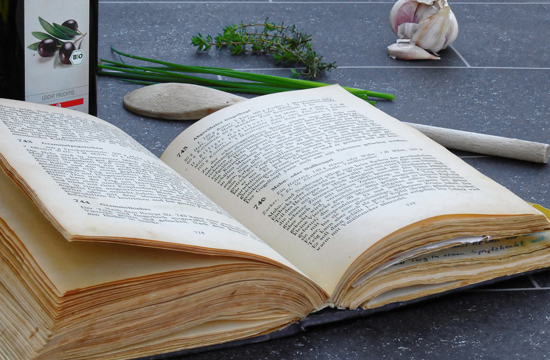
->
left=1, top=85, right=549, bottom=360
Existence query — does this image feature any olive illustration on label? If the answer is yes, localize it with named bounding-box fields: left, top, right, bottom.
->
left=27, top=17, right=87, bottom=67
left=62, top=20, right=78, bottom=32
left=59, top=42, right=76, bottom=64
left=37, top=38, right=57, bottom=57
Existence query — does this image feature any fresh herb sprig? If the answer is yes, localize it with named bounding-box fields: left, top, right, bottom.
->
left=98, top=47, right=394, bottom=104
left=191, top=19, right=336, bottom=79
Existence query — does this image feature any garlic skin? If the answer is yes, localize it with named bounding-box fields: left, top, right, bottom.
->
left=387, top=41, right=440, bottom=60
left=389, top=0, right=458, bottom=54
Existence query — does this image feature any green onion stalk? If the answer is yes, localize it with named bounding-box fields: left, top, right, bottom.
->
left=97, top=48, right=395, bottom=105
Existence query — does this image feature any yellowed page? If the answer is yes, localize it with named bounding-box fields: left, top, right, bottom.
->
left=359, top=231, right=550, bottom=308
left=0, top=98, right=297, bottom=271
left=0, top=167, right=247, bottom=294
left=161, top=85, right=543, bottom=294
left=0, top=168, right=329, bottom=360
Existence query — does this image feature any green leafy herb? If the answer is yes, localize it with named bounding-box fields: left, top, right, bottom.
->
left=98, top=48, right=394, bottom=105
left=191, top=19, right=336, bottom=79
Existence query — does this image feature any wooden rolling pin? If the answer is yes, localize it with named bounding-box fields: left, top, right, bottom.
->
left=405, top=122, right=550, bottom=164
left=123, top=83, right=550, bottom=164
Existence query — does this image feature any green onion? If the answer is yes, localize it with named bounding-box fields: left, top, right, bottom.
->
left=98, top=47, right=394, bottom=104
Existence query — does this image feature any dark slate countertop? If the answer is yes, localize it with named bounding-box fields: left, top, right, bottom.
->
left=96, top=1, right=550, bottom=359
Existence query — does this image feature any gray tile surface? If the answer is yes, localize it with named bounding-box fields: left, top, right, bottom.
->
left=97, top=1, right=550, bottom=359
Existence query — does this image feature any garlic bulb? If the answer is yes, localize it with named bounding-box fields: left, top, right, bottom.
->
left=389, top=0, right=458, bottom=55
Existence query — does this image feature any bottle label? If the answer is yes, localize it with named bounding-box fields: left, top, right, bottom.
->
left=24, top=0, right=90, bottom=113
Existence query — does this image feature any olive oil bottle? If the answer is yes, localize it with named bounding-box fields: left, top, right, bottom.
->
left=0, top=0, right=98, bottom=115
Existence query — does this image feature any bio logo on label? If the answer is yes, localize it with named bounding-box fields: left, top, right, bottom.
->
left=69, top=49, right=85, bottom=65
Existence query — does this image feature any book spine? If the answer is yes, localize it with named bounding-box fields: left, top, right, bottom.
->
left=0, top=0, right=98, bottom=115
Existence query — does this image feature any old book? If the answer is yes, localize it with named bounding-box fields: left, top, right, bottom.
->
left=0, top=85, right=549, bottom=360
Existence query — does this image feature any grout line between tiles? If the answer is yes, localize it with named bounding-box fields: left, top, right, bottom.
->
left=98, top=1, right=388, bottom=3
left=99, top=1, right=273, bottom=3
left=468, top=287, right=550, bottom=292
left=529, top=275, right=542, bottom=288
left=270, top=1, right=550, bottom=3
left=449, top=45, right=471, bottom=68
left=452, top=2, right=550, bottom=4
left=98, top=1, right=550, bottom=4
left=337, top=66, right=550, bottom=70
left=207, top=66, right=550, bottom=72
